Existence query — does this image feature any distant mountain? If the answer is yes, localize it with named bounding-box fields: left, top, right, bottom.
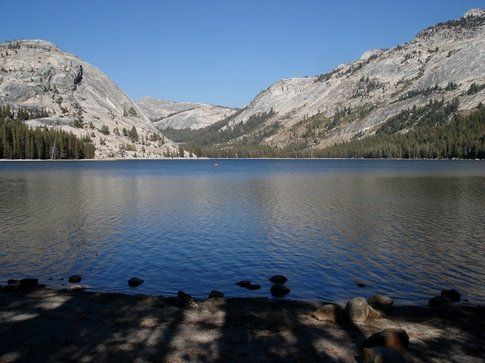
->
left=0, top=40, right=180, bottom=159
left=171, top=9, right=485, bottom=158
left=137, top=97, right=237, bottom=130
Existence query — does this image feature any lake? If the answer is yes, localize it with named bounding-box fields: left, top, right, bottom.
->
left=0, top=159, right=484, bottom=304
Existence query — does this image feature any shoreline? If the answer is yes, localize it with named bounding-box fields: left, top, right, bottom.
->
left=1, top=285, right=483, bottom=362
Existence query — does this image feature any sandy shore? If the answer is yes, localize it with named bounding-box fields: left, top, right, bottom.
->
left=0, top=287, right=483, bottom=362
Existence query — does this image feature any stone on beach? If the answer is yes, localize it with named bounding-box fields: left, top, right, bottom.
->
left=429, top=296, right=453, bottom=310
left=362, top=328, right=409, bottom=353
left=270, top=283, right=290, bottom=297
left=312, top=304, right=345, bottom=322
left=128, top=277, right=144, bottom=288
left=346, top=297, right=369, bottom=322
left=208, top=290, right=224, bottom=299
left=68, top=275, right=82, bottom=283
left=363, top=346, right=407, bottom=363
left=368, top=294, right=394, bottom=311
left=441, top=289, right=461, bottom=302
left=176, top=290, right=196, bottom=307
left=269, top=275, right=288, bottom=284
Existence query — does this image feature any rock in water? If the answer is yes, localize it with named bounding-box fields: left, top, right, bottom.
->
left=346, top=297, right=369, bottom=322
left=269, top=275, right=288, bottom=284
left=247, top=284, right=261, bottom=290
left=312, top=304, right=345, bottom=322
left=208, top=290, right=224, bottom=299
left=363, top=346, right=406, bottom=363
left=17, top=278, right=39, bottom=290
left=429, top=296, right=453, bottom=310
left=68, top=275, right=82, bottom=283
left=441, top=289, right=461, bottom=302
left=362, top=328, right=409, bottom=353
left=368, top=294, right=394, bottom=311
left=236, top=280, right=252, bottom=289
left=7, top=279, right=17, bottom=285
left=270, top=283, right=290, bottom=297
left=128, top=277, right=144, bottom=288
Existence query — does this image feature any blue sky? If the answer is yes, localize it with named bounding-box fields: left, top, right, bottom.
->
left=1, top=0, right=483, bottom=107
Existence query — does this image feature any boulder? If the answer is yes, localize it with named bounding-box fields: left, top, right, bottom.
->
left=128, top=277, right=144, bottom=288
left=236, top=280, right=252, bottom=289
left=208, top=290, right=224, bottom=299
left=368, top=294, right=394, bottom=311
left=176, top=290, right=196, bottom=307
left=441, top=289, right=460, bottom=302
left=17, top=278, right=39, bottom=290
left=270, top=283, right=290, bottom=297
left=429, top=296, right=452, bottom=310
left=68, top=275, right=82, bottom=283
left=312, top=304, right=345, bottom=322
left=269, top=275, right=288, bottom=284
left=363, top=347, right=406, bottom=363
left=362, top=328, right=409, bottom=353
left=346, top=297, right=369, bottom=322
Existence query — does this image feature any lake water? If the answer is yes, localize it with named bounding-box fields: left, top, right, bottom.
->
left=0, top=160, right=484, bottom=304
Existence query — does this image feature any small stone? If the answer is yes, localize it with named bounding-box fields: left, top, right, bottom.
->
left=208, top=290, right=224, bottom=299
left=236, top=280, right=252, bottom=289
left=247, top=284, right=261, bottom=290
left=312, top=304, right=345, bottom=322
left=346, top=297, right=369, bottom=322
left=363, top=346, right=406, bottom=363
left=269, top=275, right=288, bottom=284
left=368, top=294, right=394, bottom=311
left=363, top=328, right=409, bottom=353
left=441, top=289, right=460, bottom=302
left=17, top=278, right=39, bottom=290
left=68, top=275, right=82, bottom=283
left=128, top=277, right=144, bottom=288
left=270, top=283, right=290, bottom=297
left=429, top=296, right=452, bottom=310
left=176, top=290, right=195, bottom=306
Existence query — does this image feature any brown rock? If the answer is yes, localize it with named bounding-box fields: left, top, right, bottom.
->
left=270, top=283, right=290, bottom=297
left=441, top=289, right=460, bottom=302
left=128, top=277, right=144, bottom=287
left=312, top=304, right=345, bottom=322
left=368, top=294, right=394, bottom=311
left=367, top=305, right=383, bottom=319
left=363, top=346, right=406, bottom=363
left=346, top=297, right=369, bottom=322
left=68, top=275, right=82, bottom=283
left=269, top=275, right=288, bottom=284
left=208, top=290, right=224, bottom=299
left=363, top=328, right=409, bottom=353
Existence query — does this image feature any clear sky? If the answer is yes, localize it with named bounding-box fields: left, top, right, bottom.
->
left=1, top=0, right=483, bottom=107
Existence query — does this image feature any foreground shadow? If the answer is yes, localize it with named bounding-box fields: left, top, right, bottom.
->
left=0, top=287, right=483, bottom=362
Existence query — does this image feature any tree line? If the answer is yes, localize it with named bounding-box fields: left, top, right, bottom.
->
left=0, top=107, right=95, bottom=159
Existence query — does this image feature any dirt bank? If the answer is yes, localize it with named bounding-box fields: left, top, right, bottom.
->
left=0, top=287, right=483, bottom=362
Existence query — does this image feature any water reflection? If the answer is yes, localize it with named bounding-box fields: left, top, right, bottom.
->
left=0, top=160, right=484, bottom=304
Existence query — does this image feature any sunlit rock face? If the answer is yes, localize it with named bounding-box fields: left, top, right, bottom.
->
left=0, top=40, right=179, bottom=158
left=137, top=97, right=238, bottom=130
left=221, top=10, right=485, bottom=149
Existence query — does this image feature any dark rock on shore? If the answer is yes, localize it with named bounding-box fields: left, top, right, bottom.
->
left=363, top=346, right=406, bottom=363
left=270, top=283, right=290, bottom=297
left=429, top=296, right=452, bottom=310
left=128, top=277, right=144, bottom=288
left=441, top=289, right=461, bottom=302
left=368, top=294, right=394, bottom=311
left=17, top=278, right=39, bottom=290
left=236, top=280, right=252, bottom=288
left=7, top=279, right=17, bottom=285
left=312, top=304, right=346, bottom=323
left=346, top=297, right=369, bottom=322
left=269, top=275, right=288, bottom=284
left=176, top=290, right=196, bottom=307
left=362, top=328, right=409, bottom=353
left=68, top=275, right=82, bottom=283
left=208, top=290, right=224, bottom=299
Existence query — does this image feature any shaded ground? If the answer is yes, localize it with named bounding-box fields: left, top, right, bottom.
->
left=0, top=287, right=483, bottom=362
